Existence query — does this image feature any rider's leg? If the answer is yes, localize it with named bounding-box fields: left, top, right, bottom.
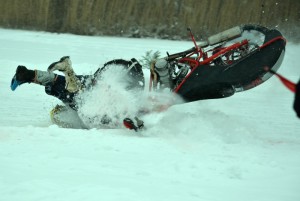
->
left=13, top=65, right=56, bottom=86
left=12, top=65, right=77, bottom=108
left=47, top=56, right=81, bottom=93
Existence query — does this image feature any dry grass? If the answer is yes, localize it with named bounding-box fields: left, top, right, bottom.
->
left=0, top=0, right=299, bottom=40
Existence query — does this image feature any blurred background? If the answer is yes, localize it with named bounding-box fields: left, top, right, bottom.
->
left=0, top=0, right=299, bottom=41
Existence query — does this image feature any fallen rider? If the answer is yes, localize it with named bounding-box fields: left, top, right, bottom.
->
left=11, top=56, right=146, bottom=130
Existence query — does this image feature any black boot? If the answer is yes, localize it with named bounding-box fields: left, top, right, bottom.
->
left=15, top=65, right=35, bottom=83
left=11, top=65, right=35, bottom=91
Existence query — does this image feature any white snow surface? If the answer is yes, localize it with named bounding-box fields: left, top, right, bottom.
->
left=0, top=28, right=300, bottom=201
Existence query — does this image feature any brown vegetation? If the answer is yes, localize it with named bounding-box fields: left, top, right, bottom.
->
left=0, top=0, right=299, bottom=41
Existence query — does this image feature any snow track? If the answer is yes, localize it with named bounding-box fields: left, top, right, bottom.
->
left=0, top=29, right=300, bottom=201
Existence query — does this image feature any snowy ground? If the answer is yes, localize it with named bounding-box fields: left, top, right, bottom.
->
left=0, top=28, right=300, bottom=201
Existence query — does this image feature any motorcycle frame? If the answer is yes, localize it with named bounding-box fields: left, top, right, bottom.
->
left=149, top=28, right=285, bottom=93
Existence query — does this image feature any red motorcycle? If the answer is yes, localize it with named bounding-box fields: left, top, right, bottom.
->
left=98, top=24, right=285, bottom=103
left=147, top=24, right=286, bottom=102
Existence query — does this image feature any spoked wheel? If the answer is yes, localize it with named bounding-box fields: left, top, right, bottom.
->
left=94, top=59, right=145, bottom=91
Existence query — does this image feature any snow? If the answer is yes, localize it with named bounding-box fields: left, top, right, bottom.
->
left=1, top=28, right=300, bottom=201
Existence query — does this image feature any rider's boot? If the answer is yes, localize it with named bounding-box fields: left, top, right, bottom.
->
left=48, top=56, right=81, bottom=93
left=14, top=65, right=35, bottom=83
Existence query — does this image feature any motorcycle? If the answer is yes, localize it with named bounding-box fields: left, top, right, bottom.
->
left=148, top=24, right=286, bottom=102
left=100, top=24, right=286, bottom=103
